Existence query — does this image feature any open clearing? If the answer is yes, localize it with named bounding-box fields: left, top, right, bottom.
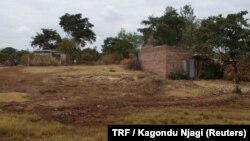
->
left=0, top=65, right=250, bottom=141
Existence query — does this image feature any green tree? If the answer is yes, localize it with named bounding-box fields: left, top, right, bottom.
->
left=138, top=6, right=185, bottom=46
left=16, top=50, right=29, bottom=64
left=102, top=29, right=142, bottom=58
left=0, top=47, right=17, bottom=65
left=102, top=37, right=133, bottom=58
left=59, top=13, right=96, bottom=47
left=117, top=28, right=143, bottom=47
left=57, top=38, right=80, bottom=60
left=31, top=29, right=61, bottom=50
left=82, top=47, right=99, bottom=59
left=79, top=47, right=100, bottom=64
left=180, top=5, right=196, bottom=48
left=193, top=11, right=250, bottom=83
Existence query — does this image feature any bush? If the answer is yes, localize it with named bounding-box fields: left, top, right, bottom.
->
left=168, top=69, right=188, bottom=80
left=233, top=85, right=242, bottom=94
left=199, top=70, right=215, bottom=80
left=98, top=53, right=123, bottom=64
left=78, top=52, right=96, bottom=65
left=126, top=58, right=141, bottom=70
left=119, top=58, right=130, bottom=65
left=20, top=54, right=30, bottom=66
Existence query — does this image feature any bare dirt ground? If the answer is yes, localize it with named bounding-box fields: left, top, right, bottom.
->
left=0, top=65, right=250, bottom=141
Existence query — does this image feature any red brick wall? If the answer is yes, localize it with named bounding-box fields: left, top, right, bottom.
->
left=140, top=45, right=192, bottom=78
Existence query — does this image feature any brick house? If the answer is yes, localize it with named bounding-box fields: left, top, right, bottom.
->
left=139, top=45, right=192, bottom=78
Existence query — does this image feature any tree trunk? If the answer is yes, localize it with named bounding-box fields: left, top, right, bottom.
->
left=232, top=62, right=239, bottom=84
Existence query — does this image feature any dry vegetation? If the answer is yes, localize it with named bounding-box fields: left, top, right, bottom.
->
left=0, top=65, right=250, bottom=141
left=0, top=92, right=28, bottom=103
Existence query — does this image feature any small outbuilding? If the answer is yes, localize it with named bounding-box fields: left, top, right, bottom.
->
left=33, top=50, right=67, bottom=62
left=139, top=45, right=193, bottom=78
left=25, top=50, right=67, bottom=66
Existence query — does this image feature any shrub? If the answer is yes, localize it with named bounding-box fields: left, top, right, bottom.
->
left=168, top=69, right=188, bottom=80
left=233, top=85, right=242, bottom=94
left=3, top=60, right=12, bottom=66
left=119, top=58, right=130, bottom=65
left=126, top=58, right=141, bottom=70
left=20, top=54, right=29, bottom=66
left=98, top=53, right=123, bottom=64
left=78, top=52, right=95, bottom=65
left=199, top=70, right=215, bottom=80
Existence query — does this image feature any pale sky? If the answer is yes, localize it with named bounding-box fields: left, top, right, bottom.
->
left=0, top=0, right=250, bottom=52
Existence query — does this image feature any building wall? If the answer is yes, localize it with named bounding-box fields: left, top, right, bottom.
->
left=140, top=45, right=192, bottom=78
left=140, top=46, right=167, bottom=77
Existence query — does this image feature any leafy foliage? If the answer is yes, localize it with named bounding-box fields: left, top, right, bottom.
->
left=59, top=13, right=96, bottom=47
left=180, top=5, right=196, bottom=48
left=98, top=53, right=123, bottom=65
left=82, top=48, right=99, bottom=58
left=102, top=29, right=142, bottom=58
left=168, top=69, right=188, bottom=80
left=16, top=50, right=29, bottom=64
left=57, top=38, right=80, bottom=60
left=138, top=6, right=186, bottom=46
left=0, top=47, right=17, bottom=65
left=102, top=37, right=133, bottom=58
left=31, top=29, right=61, bottom=50
left=78, top=48, right=100, bottom=64
left=193, top=11, right=250, bottom=83
left=233, top=85, right=242, bottom=94
left=199, top=70, right=215, bottom=80
left=117, top=28, right=143, bottom=47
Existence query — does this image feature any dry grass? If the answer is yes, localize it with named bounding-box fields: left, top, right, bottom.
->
left=163, top=87, right=204, bottom=98
left=0, top=113, right=68, bottom=138
left=0, top=113, right=106, bottom=141
left=194, top=80, right=250, bottom=93
left=0, top=114, right=106, bottom=141
left=21, top=66, right=72, bottom=74
left=0, top=66, right=7, bottom=69
left=35, top=130, right=106, bottom=141
left=1, top=65, right=250, bottom=141
left=0, top=92, right=29, bottom=103
left=21, top=65, right=143, bottom=76
left=118, top=105, right=250, bottom=125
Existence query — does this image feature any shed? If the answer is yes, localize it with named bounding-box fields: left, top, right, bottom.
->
left=139, top=45, right=192, bottom=78
left=33, top=50, right=67, bottom=62
left=26, top=50, right=67, bottom=66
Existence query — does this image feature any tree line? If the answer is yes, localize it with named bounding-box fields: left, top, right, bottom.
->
left=139, top=5, right=250, bottom=83
left=1, top=5, right=250, bottom=83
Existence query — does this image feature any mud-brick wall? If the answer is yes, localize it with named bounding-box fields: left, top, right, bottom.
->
left=140, top=46, right=167, bottom=77
left=140, top=45, right=192, bottom=78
